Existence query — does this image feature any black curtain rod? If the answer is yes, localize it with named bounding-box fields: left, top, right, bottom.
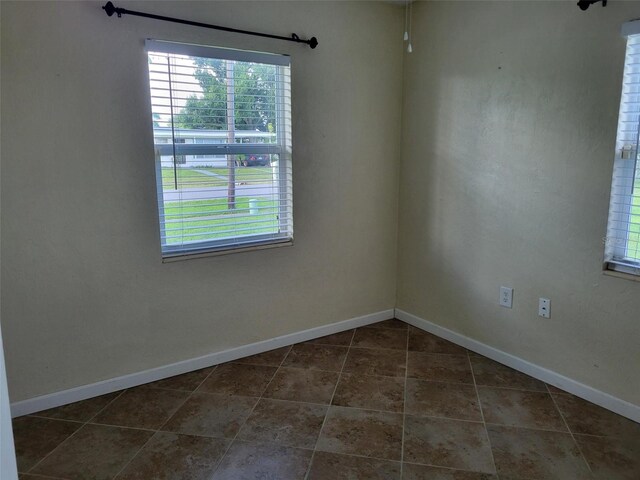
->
left=102, top=2, right=318, bottom=49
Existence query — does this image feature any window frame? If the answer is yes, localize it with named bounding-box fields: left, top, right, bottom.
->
left=604, top=23, right=640, bottom=277
left=146, top=40, right=293, bottom=260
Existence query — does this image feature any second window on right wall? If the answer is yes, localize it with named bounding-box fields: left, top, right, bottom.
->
left=605, top=23, right=640, bottom=276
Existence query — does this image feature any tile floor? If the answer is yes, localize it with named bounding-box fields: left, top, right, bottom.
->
left=11, top=319, right=640, bottom=480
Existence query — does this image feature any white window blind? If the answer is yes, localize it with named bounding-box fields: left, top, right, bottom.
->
left=145, top=40, right=293, bottom=259
left=605, top=30, right=640, bottom=276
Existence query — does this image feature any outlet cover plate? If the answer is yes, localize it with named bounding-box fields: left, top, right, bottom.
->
left=539, top=298, right=551, bottom=318
left=500, top=287, right=513, bottom=308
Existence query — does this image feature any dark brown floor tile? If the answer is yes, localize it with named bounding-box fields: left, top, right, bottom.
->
left=237, top=398, right=327, bottom=449
left=91, top=386, right=190, bottom=430
left=316, top=406, right=403, bottom=460
left=351, top=327, right=407, bottom=350
left=20, top=474, right=66, bottom=479
left=368, top=319, right=408, bottom=330
left=342, top=347, right=406, bottom=377
left=197, top=363, right=277, bottom=396
left=211, top=440, right=312, bottom=480
left=233, top=346, right=292, bottom=367
left=34, top=392, right=122, bottom=422
left=479, top=387, right=567, bottom=431
left=553, top=393, right=640, bottom=439
left=115, top=431, right=229, bottom=480
left=263, top=367, right=339, bottom=404
left=408, top=352, right=473, bottom=384
left=12, top=416, right=82, bottom=472
left=487, top=425, right=591, bottom=480
left=145, top=367, right=215, bottom=392
left=404, top=415, right=494, bottom=473
left=402, top=463, right=497, bottom=479
left=332, top=373, right=404, bottom=412
left=304, top=330, right=354, bottom=346
left=162, top=393, right=257, bottom=438
left=405, top=379, right=481, bottom=421
left=547, top=384, right=570, bottom=395
left=281, top=344, right=348, bottom=371
left=575, top=433, right=640, bottom=480
left=469, top=357, right=546, bottom=392
left=31, top=424, right=153, bottom=480
left=408, top=327, right=467, bottom=354
left=307, top=451, right=400, bottom=479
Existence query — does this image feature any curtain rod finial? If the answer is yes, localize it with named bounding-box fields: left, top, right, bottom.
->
left=102, top=2, right=116, bottom=17
left=309, top=37, right=318, bottom=49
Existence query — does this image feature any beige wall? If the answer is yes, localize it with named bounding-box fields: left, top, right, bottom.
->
left=397, top=1, right=640, bottom=406
left=3, top=0, right=639, bottom=410
left=0, top=1, right=403, bottom=401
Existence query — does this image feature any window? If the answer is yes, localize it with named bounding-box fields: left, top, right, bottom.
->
left=146, top=40, right=293, bottom=259
left=605, top=24, right=640, bottom=276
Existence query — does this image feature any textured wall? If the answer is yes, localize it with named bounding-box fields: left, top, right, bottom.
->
left=0, top=1, right=403, bottom=401
left=397, top=1, right=640, bottom=406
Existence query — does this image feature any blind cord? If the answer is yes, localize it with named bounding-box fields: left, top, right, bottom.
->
left=407, top=1, right=413, bottom=54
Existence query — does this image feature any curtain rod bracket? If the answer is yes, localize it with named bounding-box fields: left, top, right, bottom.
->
left=577, top=0, right=607, bottom=11
left=101, top=2, right=318, bottom=49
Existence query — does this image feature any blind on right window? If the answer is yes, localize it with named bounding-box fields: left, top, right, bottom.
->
left=605, top=27, right=640, bottom=276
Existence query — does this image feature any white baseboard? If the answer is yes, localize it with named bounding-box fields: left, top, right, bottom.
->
left=11, top=309, right=394, bottom=418
left=395, top=309, right=640, bottom=423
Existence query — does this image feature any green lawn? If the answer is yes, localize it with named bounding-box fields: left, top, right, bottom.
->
left=162, top=197, right=279, bottom=244
left=200, top=167, right=273, bottom=184
left=161, top=167, right=272, bottom=189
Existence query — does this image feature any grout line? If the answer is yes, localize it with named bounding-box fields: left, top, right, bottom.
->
left=548, top=387, right=594, bottom=474
left=107, top=366, right=221, bottom=480
left=403, top=412, right=486, bottom=425
left=84, top=389, right=128, bottom=424
left=25, top=388, right=129, bottom=476
left=569, top=431, right=632, bottom=439
left=240, top=394, right=410, bottom=415
left=483, top=422, right=580, bottom=435
left=474, top=383, right=553, bottom=394
left=406, top=349, right=470, bottom=357
left=129, top=366, right=219, bottom=395
left=109, top=431, right=158, bottom=480
left=209, top=344, right=293, bottom=478
left=468, top=350, right=499, bottom=476
left=24, top=420, right=85, bottom=475
left=23, top=416, right=84, bottom=424
left=403, top=457, right=504, bottom=474
left=400, top=320, right=410, bottom=478
left=307, top=449, right=404, bottom=466
left=275, top=361, right=405, bottom=378
left=303, top=328, right=356, bottom=480
left=76, top=421, right=159, bottom=433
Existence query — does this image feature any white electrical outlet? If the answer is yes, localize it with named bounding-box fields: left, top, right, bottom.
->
left=539, top=298, right=551, bottom=318
left=500, top=287, right=513, bottom=308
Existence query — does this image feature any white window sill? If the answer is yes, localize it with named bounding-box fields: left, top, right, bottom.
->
left=602, top=267, right=640, bottom=283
